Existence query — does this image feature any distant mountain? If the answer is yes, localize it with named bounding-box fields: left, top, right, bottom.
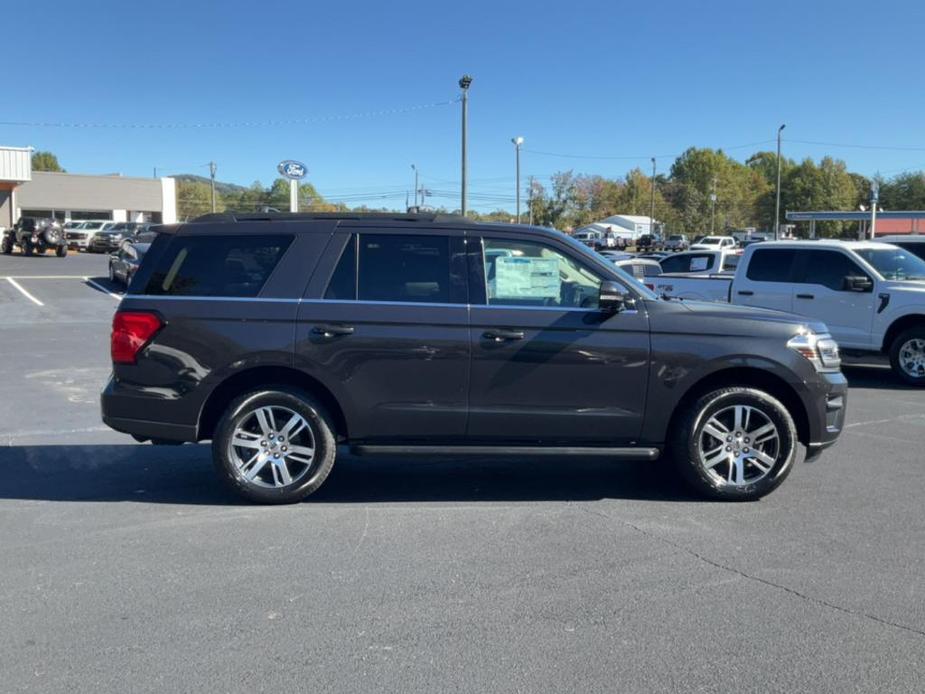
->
left=172, top=174, right=250, bottom=197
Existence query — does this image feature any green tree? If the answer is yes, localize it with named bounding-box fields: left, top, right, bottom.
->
left=31, top=151, right=64, bottom=172
left=880, top=172, right=925, bottom=210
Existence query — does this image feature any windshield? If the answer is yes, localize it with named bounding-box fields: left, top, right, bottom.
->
left=83, top=222, right=104, bottom=230
left=699, top=236, right=722, bottom=244
left=856, top=247, right=925, bottom=281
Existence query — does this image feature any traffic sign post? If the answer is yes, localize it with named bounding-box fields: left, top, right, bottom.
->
left=277, top=160, right=307, bottom=213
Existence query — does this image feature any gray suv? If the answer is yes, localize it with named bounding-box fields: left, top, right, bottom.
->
left=101, top=213, right=847, bottom=504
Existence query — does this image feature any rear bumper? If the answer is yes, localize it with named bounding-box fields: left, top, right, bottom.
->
left=101, top=376, right=199, bottom=442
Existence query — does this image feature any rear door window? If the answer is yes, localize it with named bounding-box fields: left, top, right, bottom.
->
left=144, top=235, right=292, bottom=297
left=746, top=249, right=797, bottom=282
left=324, top=233, right=463, bottom=304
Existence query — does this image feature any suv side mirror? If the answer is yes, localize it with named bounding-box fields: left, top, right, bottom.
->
left=844, top=275, right=873, bottom=292
left=599, top=280, right=634, bottom=312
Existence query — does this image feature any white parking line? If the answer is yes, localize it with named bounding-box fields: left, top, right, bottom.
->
left=83, top=277, right=122, bottom=301
left=5, top=277, right=44, bottom=306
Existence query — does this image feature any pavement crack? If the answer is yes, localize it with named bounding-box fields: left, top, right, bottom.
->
left=583, top=507, right=925, bottom=640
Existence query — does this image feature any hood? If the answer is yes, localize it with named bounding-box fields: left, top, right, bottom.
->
left=652, top=298, right=829, bottom=336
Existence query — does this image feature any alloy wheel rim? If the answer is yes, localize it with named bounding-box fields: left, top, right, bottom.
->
left=697, top=404, right=780, bottom=488
left=228, top=406, right=316, bottom=489
left=898, top=338, right=925, bottom=379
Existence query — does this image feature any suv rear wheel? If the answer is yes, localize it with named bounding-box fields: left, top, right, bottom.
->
left=670, top=387, right=797, bottom=501
left=889, top=327, right=925, bottom=386
left=213, top=388, right=336, bottom=504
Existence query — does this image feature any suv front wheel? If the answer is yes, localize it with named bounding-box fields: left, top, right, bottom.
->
left=670, top=387, right=798, bottom=501
left=213, top=388, right=337, bottom=504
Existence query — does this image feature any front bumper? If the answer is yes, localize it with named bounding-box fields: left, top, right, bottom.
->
left=803, top=370, right=848, bottom=453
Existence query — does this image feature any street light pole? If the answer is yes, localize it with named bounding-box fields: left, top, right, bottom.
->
left=774, top=124, right=786, bottom=240
left=649, top=157, right=657, bottom=237
left=512, top=137, right=524, bottom=223
left=528, top=175, right=535, bottom=226
left=411, top=164, right=418, bottom=209
left=209, top=161, right=217, bottom=213
left=459, top=75, right=472, bottom=216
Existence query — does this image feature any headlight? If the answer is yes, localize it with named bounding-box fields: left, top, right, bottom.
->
left=787, top=328, right=841, bottom=372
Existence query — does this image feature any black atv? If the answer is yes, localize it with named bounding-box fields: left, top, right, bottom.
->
left=1, top=217, right=67, bottom=257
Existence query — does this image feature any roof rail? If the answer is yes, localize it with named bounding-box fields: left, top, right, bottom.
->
left=190, top=211, right=470, bottom=224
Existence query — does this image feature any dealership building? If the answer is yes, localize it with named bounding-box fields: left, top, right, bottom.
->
left=0, top=145, right=176, bottom=228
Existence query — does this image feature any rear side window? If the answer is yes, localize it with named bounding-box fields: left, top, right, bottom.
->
left=144, top=235, right=292, bottom=297
left=721, top=255, right=740, bottom=271
left=660, top=254, right=713, bottom=273
left=896, top=242, right=925, bottom=262
left=746, top=249, right=797, bottom=282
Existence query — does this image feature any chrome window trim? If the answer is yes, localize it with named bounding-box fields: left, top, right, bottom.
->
left=121, top=294, right=623, bottom=313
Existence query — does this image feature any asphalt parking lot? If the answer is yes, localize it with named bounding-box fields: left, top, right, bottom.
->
left=1, top=251, right=924, bottom=693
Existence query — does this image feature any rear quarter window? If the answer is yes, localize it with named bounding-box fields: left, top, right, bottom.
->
left=746, top=248, right=797, bottom=282
left=143, top=234, right=293, bottom=297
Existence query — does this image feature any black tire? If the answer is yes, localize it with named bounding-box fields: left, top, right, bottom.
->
left=56, top=245, right=67, bottom=257
left=108, top=262, right=116, bottom=282
left=213, top=388, right=337, bottom=504
left=22, top=241, right=33, bottom=256
left=669, top=387, right=798, bottom=501
left=1, top=236, right=12, bottom=254
left=889, top=327, right=925, bottom=386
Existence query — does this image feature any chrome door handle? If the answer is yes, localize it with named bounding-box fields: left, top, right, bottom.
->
left=312, top=324, right=355, bottom=338
left=483, top=329, right=525, bottom=342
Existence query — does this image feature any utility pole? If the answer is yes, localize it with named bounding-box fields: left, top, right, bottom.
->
left=649, top=157, right=657, bottom=237
left=528, top=175, right=535, bottom=226
left=512, top=137, right=524, bottom=222
left=710, top=176, right=718, bottom=234
left=209, top=161, right=217, bottom=213
left=153, top=166, right=157, bottom=179
left=774, top=124, right=786, bottom=240
left=870, top=180, right=879, bottom=239
left=459, top=75, right=472, bottom=216
left=411, top=164, right=419, bottom=208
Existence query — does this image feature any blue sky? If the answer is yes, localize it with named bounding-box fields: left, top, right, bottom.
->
left=6, top=0, right=925, bottom=211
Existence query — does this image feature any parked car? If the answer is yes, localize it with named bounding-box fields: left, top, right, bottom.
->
left=101, top=212, right=846, bottom=504
left=572, top=229, right=601, bottom=249
left=1, top=217, right=67, bottom=257
left=89, top=222, right=150, bottom=253
left=108, top=242, right=149, bottom=286
left=664, top=234, right=689, bottom=252
left=66, top=220, right=115, bottom=251
left=877, top=235, right=925, bottom=262
left=690, top=235, right=737, bottom=251
left=653, top=240, right=925, bottom=385
left=652, top=250, right=740, bottom=301
left=636, top=234, right=662, bottom=251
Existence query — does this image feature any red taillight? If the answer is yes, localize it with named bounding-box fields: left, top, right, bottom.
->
left=111, top=311, right=163, bottom=364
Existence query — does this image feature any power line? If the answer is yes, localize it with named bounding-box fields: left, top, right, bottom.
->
left=0, top=98, right=458, bottom=129
left=788, top=139, right=925, bottom=152
left=522, top=139, right=776, bottom=161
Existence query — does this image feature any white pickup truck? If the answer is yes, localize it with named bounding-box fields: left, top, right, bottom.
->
left=652, top=250, right=741, bottom=301
left=657, top=240, right=925, bottom=384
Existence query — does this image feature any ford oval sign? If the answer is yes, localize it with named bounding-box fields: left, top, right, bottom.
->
left=277, top=160, right=307, bottom=180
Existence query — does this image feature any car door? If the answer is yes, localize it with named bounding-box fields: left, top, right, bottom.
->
left=467, top=234, right=650, bottom=444
left=734, top=247, right=796, bottom=312
left=295, top=228, right=471, bottom=443
left=790, top=249, right=875, bottom=348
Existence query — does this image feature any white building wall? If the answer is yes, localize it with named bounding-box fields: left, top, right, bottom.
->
left=0, top=146, right=32, bottom=183
left=160, top=177, right=177, bottom=224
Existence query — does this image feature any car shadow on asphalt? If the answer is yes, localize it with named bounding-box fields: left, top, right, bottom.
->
left=842, top=364, right=917, bottom=391
left=0, top=443, right=703, bottom=506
